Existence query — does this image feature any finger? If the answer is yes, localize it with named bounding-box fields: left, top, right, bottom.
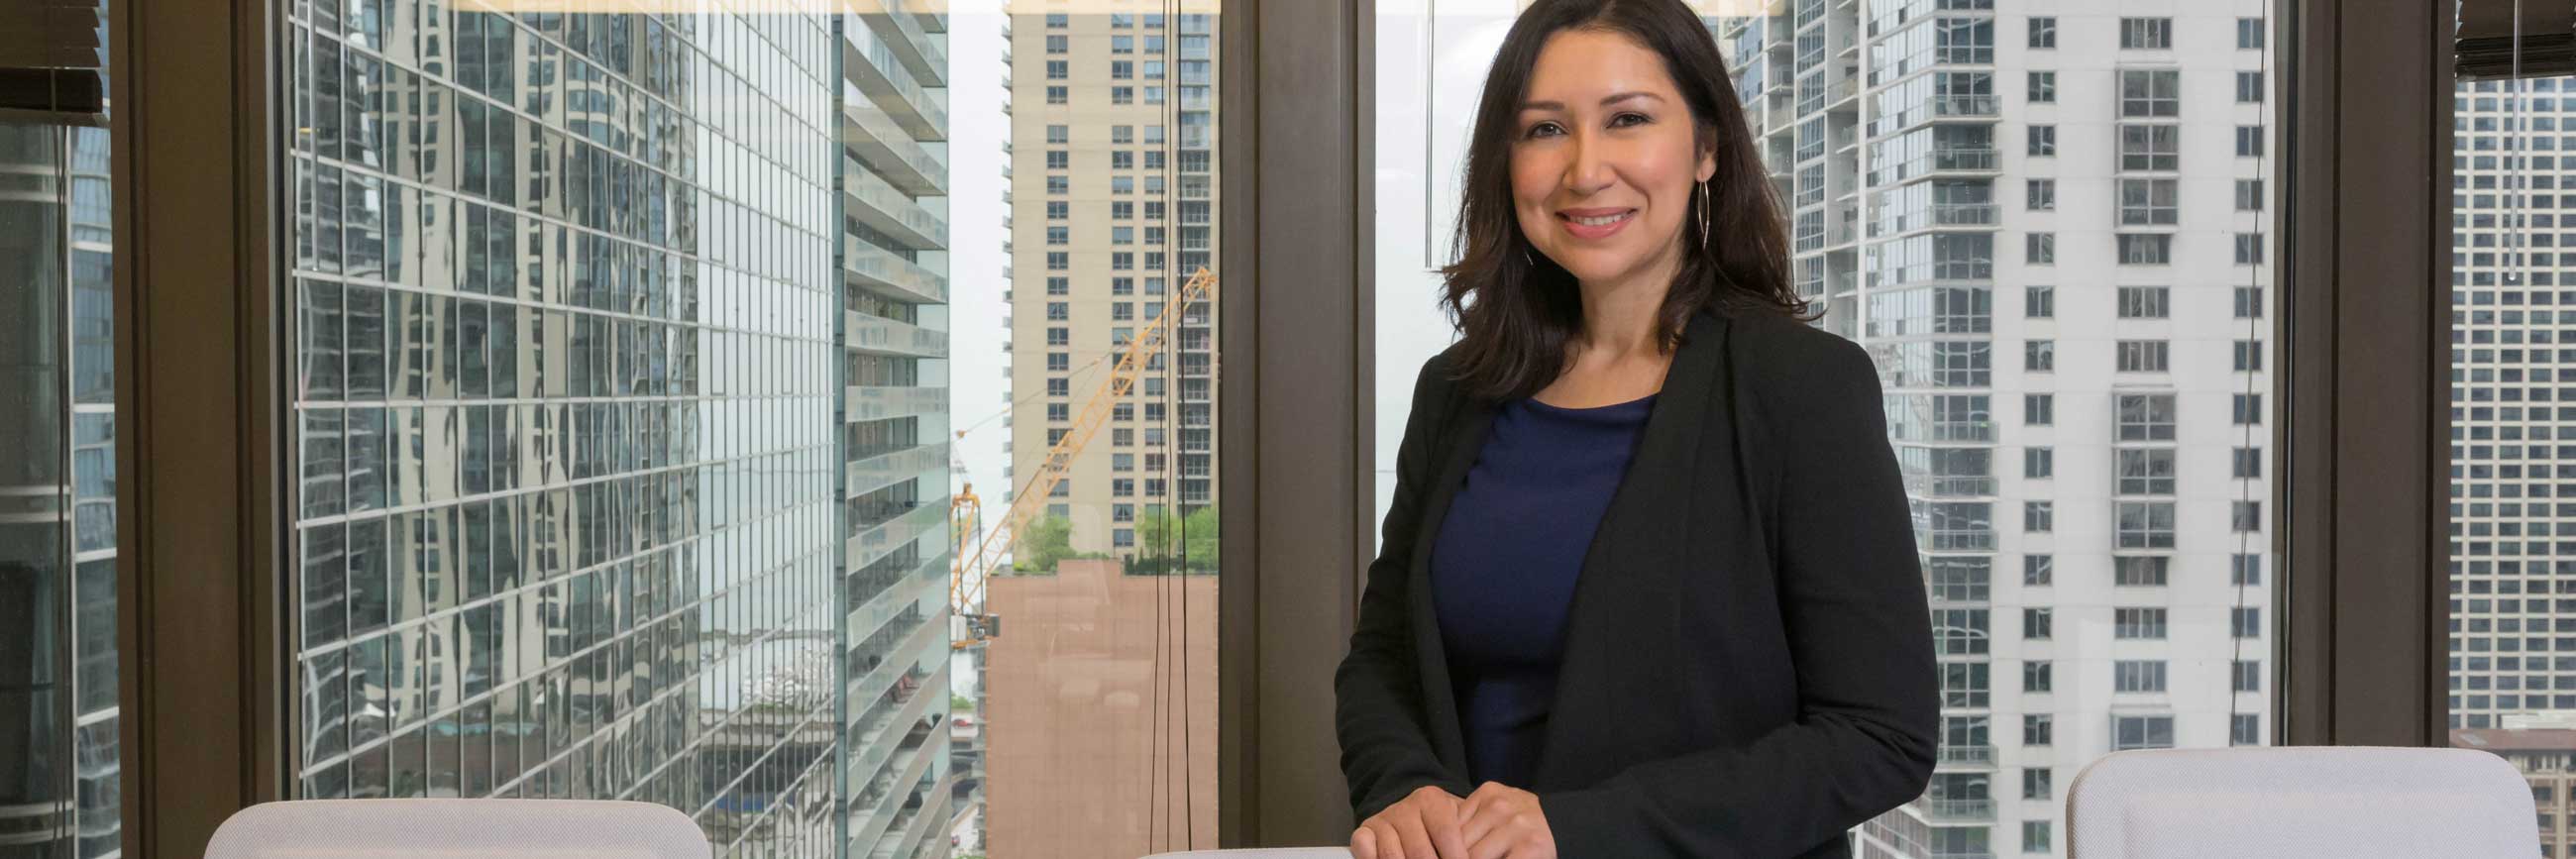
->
left=1395, top=809, right=1438, bottom=859
left=1369, top=820, right=1407, bottom=859
left=1350, top=826, right=1377, bottom=859
left=1419, top=794, right=1471, bottom=859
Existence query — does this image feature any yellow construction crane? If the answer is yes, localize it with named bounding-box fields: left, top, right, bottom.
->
left=948, top=267, right=1218, bottom=649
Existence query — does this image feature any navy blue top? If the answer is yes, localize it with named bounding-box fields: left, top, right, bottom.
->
left=1429, top=390, right=1657, bottom=788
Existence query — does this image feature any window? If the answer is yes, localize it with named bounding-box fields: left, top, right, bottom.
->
left=2120, top=18, right=2173, bottom=50
left=2233, top=447, right=2263, bottom=480
left=2024, top=821, right=2052, bottom=854
left=2118, top=285, right=2171, bottom=318
left=2113, top=716, right=2176, bottom=751
left=2028, top=124, right=2057, bottom=157
left=1113, top=86, right=1135, bottom=105
left=2235, top=233, right=2266, bottom=265
left=1113, top=35, right=1134, bottom=54
left=2232, top=607, right=2262, bottom=638
left=2236, top=124, right=2266, bottom=157
left=2234, top=393, right=2263, bottom=425
left=2025, top=393, right=2054, bottom=425
left=1112, top=151, right=1134, bottom=169
left=2237, top=179, right=2266, bottom=211
left=1048, top=124, right=1070, bottom=144
left=2023, top=768, right=2053, bottom=801
left=1112, top=60, right=1133, bottom=79
left=2118, top=394, right=2178, bottom=440
left=2239, top=17, right=2266, bottom=50
left=2235, top=340, right=2263, bottom=372
left=2025, top=447, right=2053, bottom=479
left=2121, top=124, right=2182, bottom=170
left=2237, top=70, right=2266, bottom=103
left=1047, top=301, right=1069, bottom=321
left=1046, top=59, right=1068, bottom=80
left=2026, top=285, right=2056, bottom=319
left=2116, top=608, right=2170, bottom=640
left=1047, top=85, right=1069, bottom=104
left=2235, top=286, right=2265, bottom=319
left=2026, top=340, right=2055, bottom=373
left=1047, top=276, right=1071, bottom=296
left=1048, top=176, right=1070, bottom=195
left=2024, top=607, right=2053, bottom=640
left=1047, top=353, right=1071, bottom=372
left=2027, top=178, right=2055, bottom=210
left=2120, top=69, right=2180, bottom=117
left=2116, top=339, right=2170, bottom=373
left=2232, top=714, right=2262, bottom=747
left=1047, top=377, right=1070, bottom=397
left=2025, top=555, right=2054, bottom=587
left=1048, top=403, right=1071, bottom=422
left=2118, top=233, right=2174, bottom=265
left=2029, top=16, right=2057, bottom=49
left=1046, top=34, right=1068, bottom=53
left=2024, top=660, right=2053, bottom=694
left=2116, top=660, right=2170, bottom=693
left=2115, top=556, right=2171, bottom=587
left=2024, top=500, right=2054, bottom=533
left=1046, top=12, right=1067, bottom=27
left=2232, top=500, right=2262, bottom=532
left=1046, top=226, right=1069, bottom=246
left=2117, top=449, right=2178, bottom=494
left=2025, top=714, right=2055, bottom=746
left=2234, top=660, right=2262, bottom=693
left=2028, top=71, right=2056, bottom=104
left=2121, top=178, right=2180, bottom=225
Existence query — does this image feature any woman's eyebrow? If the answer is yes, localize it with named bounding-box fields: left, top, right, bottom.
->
left=1519, top=91, right=1664, bottom=111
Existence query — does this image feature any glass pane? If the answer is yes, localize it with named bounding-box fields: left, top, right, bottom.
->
left=2447, top=6, right=2576, bottom=856
left=0, top=1, right=121, bottom=852
left=1374, top=2, right=2278, bottom=856
left=284, top=0, right=1226, bottom=855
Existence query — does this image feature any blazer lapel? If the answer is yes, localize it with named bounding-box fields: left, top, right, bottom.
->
left=1527, top=308, right=1728, bottom=789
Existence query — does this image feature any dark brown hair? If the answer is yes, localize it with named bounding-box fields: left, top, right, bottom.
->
left=1438, top=0, right=1810, bottom=402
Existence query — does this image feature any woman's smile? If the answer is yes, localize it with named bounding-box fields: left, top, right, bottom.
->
left=1557, top=207, right=1638, bottom=240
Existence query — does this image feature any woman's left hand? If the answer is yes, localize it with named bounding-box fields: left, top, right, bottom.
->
left=1454, top=782, right=1558, bottom=859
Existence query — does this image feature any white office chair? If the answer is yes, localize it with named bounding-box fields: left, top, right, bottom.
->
left=2067, top=747, right=2539, bottom=859
left=1139, top=849, right=1352, bottom=859
left=205, top=799, right=711, bottom=858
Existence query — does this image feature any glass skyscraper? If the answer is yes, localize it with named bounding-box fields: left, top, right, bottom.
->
left=280, top=2, right=949, bottom=857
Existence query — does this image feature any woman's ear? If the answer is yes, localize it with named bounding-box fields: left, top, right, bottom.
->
left=1696, top=130, right=1719, bottom=183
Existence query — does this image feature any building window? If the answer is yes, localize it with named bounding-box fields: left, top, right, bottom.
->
left=2116, top=448, right=2177, bottom=494
left=2116, top=339, right=2170, bottom=374
left=2026, top=714, right=2055, bottom=746
left=1112, top=151, right=1134, bottom=169
left=2120, top=124, right=2182, bottom=170
left=2025, top=554, right=2054, bottom=586
left=2115, top=608, right=2170, bottom=640
left=1046, top=276, right=1070, bottom=296
left=1048, top=201, right=1070, bottom=220
left=2026, top=285, right=2055, bottom=319
left=2028, top=124, right=2057, bottom=156
left=2237, top=124, right=2266, bottom=157
left=1048, top=403, right=1071, bottom=422
left=2117, top=501, right=2177, bottom=549
left=2233, top=500, right=2262, bottom=532
left=2027, top=178, right=2055, bottom=211
left=2234, top=392, right=2263, bottom=425
left=2026, top=232, right=2055, bottom=264
left=2237, top=179, right=2266, bottom=211
left=2115, top=556, right=2170, bottom=587
left=2235, top=286, right=2265, bottom=319
left=1046, top=34, right=1068, bottom=53
left=2234, top=660, right=2262, bottom=693
left=1047, top=124, right=1070, bottom=144
left=1047, top=353, right=1070, bottom=372
left=1047, top=302, right=1069, bottom=321
left=1112, top=60, right=1133, bottom=79
left=2237, top=70, right=2266, bottom=103
left=2024, top=821, right=2052, bottom=854
left=2233, top=447, right=2263, bottom=480
left=1046, top=12, right=1067, bottom=27
left=1048, top=176, right=1069, bottom=195
left=1046, top=85, right=1069, bottom=104
left=1046, top=377, right=1070, bottom=396
left=2120, top=68, right=2181, bottom=117
left=2235, top=340, right=2262, bottom=372
left=2113, top=715, right=2176, bottom=751
left=2029, top=16, right=2057, bottom=49
left=1113, top=86, right=1134, bottom=104
left=2239, top=17, right=2266, bottom=50
left=2232, top=714, right=2262, bottom=746
left=2118, top=285, right=2171, bottom=319
left=2233, top=606, right=2262, bottom=638
left=2029, top=70, right=2056, bottom=103
left=2024, top=607, right=2053, bottom=640
left=2235, top=232, right=2266, bottom=265
left=2024, top=768, right=2053, bottom=801
left=1047, top=327, right=1069, bottom=346
left=2117, top=393, right=2178, bottom=441
left=2114, top=660, right=2168, bottom=692
left=2025, top=447, right=2054, bottom=479
left=2120, top=178, right=2180, bottom=225
left=1046, top=59, right=1068, bottom=80
left=2025, top=392, right=2054, bottom=425
left=2117, top=233, right=2174, bottom=265
left=2026, top=340, right=2055, bottom=373
left=1113, top=35, right=1134, bottom=54
left=2232, top=555, right=2263, bottom=586
left=2120, top=17, right=2173, bottom=50
left=1046, top=225, right=1069, bottom=246
left=2024, top=660, right=2054, bottom=694
left=2025, top=500, right=2054, bottom=533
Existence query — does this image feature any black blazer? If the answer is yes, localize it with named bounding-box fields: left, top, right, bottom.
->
left=1335, top=301, right=1938, bottom=859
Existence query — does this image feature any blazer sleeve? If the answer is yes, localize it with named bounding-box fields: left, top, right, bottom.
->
left=1335, top=352, right=1474, bottom=822
left=1535, top=335, right=1940, bottom=857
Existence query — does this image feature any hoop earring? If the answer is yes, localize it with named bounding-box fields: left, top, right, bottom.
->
left=1697, top=179, right=1712, bottom=247
left=1523, top=246, right=1534, bottom=267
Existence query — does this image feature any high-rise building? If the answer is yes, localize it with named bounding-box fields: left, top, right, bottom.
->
left=1007, top=7, right=1220, bottom=560
left=1711, top=4, right=2278, bottom=856
left=0, top=103, right=120, bottom=859
left=275, top=3, right=953, bottom=857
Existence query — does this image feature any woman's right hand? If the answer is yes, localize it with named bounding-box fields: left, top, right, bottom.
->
left=1349, top=784, right=1473, bottom=859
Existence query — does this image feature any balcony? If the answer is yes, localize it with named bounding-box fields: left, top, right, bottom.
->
left=843, top=158, right=949, bottom=250
left=1914, top=798, right=1997, bottom=822
left=841, top=96, right=946, bottom=196
left=845, top=383, right=948, bottom=425
left=844, top=234, right=948, bottom=305
left=1937, top=744, right=1997, bottom=767
left=842, top=18, right=948, bottom=138
left=845, top=310, right=949, bottom=361
left=845, top=0, right=947, bottom=88
left=1933, top=94, right=1999, bottom=118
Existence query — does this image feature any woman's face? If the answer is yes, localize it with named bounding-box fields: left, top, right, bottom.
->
left=1510, top=29, right=1716, bottom=289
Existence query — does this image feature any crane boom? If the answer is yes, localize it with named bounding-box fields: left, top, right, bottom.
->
left=949, top=267, right=1218, bottom=647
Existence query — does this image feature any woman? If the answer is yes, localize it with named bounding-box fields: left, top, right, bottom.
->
left=1334, top=1, right=1937, bottom=857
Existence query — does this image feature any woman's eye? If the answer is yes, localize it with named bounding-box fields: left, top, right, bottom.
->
left=1526, top=122, right=1562, bottom=139
left=1611, top=112, right=1649, bottom=128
